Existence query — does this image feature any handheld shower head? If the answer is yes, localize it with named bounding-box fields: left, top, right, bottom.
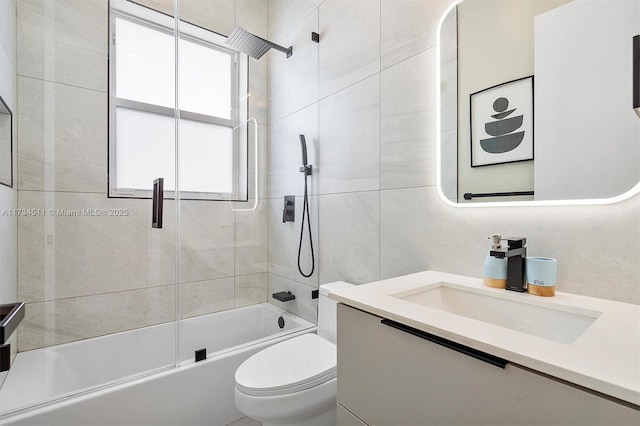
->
left=299, top=135, right=312, bottom=176
left=225, top=27, right=292, bottom=60
left=299, top=135, right=308, bottom=166
left=297, top=135, right=314, bottom=278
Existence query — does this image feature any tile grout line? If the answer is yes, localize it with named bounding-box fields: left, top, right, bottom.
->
left=378, top=0, right=382, bottom=283
left=266, top=0, right=272, bottom=307
left=16, top=73, right=107, bottom=95
left=269, top=70, right=380, bottom=127
left=315, top=2, right=321, bottom=291
left=232, top=0, right=237, bottom=309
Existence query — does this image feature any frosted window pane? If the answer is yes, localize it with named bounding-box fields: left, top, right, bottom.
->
left=179, top=120, right=233, bottom=194
left=179, top=39, right=232, bottom=118
left=116, top=17, right=175, bottom=108
left=115, top=107, right=176, bottom=191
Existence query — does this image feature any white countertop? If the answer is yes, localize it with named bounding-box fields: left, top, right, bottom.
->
left=329, top=270, right=640, bottom=406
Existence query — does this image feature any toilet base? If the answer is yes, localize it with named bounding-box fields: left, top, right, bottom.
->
left=259, top=405, right=336, bottom=426
left=235, top=378, right=337, bottom=426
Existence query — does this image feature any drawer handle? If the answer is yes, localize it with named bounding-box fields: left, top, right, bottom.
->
left=380, top=318, right=509, bottom=369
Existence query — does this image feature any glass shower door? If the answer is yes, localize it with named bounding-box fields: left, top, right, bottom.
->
left=173, top=0, right=270, bottom=363
left=0, top=0, right=179, bottom=416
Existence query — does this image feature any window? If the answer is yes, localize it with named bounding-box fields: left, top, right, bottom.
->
left=109, top=0, right=248, bottom=200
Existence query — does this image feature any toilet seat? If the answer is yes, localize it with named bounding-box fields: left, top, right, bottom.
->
left=235, top=333, right=336, bottom=397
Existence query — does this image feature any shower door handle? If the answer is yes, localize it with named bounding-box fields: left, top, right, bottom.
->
left=633, top=35, right=639, bottom=118
left=152, top=178, right=164, bottom=229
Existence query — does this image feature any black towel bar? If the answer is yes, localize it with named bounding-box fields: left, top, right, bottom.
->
left=464, top=191, right=534, bottom=200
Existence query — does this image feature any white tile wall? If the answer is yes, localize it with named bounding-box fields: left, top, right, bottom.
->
left=0, top=0, right=16, bottom=110
left=17, top=0, right=108, bottom=92
left=0, top=1, right=16, bottom=73
left=235, top=199, right=268, bottom=276
left=318, top=0, right=380, bottom=98
left=268, top=103, right=318, bottom=198
left=17, top=191, right=174, bottom=303
left=268, top=0, right=318, bottom=43
left=267, top=195, right=318, bottom=287
left=267, top=272, right=317, bottom=323
left=128, top=0, right=236, bottom=35
left=249, top=58, right=269, bottom=125
left=234, top=273, right=268, bottom=308
left=179, top=200, right=235, bottom=283
left=179, top=277, right=234, bottom=319
left=379, top=187, right=435, bottom=280
left=0, top=47, right=16, bottom=115
left=0, top=185, right=17, bottom=304
left=241, top=0, right=269, bottom=126
left=380, top=186, right=640, bottom=304
left=18, top=285, right=176, bottom=351
left=131, top=0, right=173, bottom=16
left=149, top=200, right=178, bottom=288
left=237, top=0, right=268, bottom=38
left=381, top=49, right=436, bottom=189
left=380, top=0, right=451, bottom=70
left=318, top=191, right=379, bottom=285
left=318, top=75, right=380, bottom=194
left=268, top=9, right=318, bottom=124
left=17, top=76, right=107, bottom=193
left=180, top=0, right=235, bottom=35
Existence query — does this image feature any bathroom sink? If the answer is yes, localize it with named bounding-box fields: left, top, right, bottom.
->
left=391, top=283, right=601, bottom=344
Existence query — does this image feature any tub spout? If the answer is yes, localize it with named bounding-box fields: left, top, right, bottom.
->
left=272, top=291, right=296, bottom=302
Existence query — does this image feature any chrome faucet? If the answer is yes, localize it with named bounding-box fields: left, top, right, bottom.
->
left=490, top=237, right=527, bottom=292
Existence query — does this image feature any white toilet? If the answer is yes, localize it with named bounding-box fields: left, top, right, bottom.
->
left=234, top=281, right=353, bottom=426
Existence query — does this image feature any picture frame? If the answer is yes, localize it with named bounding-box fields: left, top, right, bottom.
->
left=470, top=76, right=534, bottom=167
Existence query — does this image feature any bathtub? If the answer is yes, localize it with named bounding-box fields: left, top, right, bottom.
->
left=0, top=302, right=314, bottom=425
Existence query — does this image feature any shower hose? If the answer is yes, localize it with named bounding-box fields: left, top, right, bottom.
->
left=297, top=171, right=315, bottom=278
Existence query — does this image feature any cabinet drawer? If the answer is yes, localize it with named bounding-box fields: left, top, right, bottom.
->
left=337, top=304, right=639, bottom=426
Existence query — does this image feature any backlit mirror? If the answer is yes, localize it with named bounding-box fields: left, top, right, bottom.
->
left=0, top=96, right=11, bottom=188
left=439, top=0, right=640, bottom=204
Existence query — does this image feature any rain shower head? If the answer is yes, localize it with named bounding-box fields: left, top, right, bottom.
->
left=225, top=27, right=292, bottom=59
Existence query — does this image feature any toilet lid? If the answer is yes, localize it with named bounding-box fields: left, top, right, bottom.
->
left=235, top=334, right=336, bottom=396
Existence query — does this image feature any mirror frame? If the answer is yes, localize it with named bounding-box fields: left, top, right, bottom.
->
left=435, top=0, right=640, bottom=208
left=0, top=94, right=12, bottom=189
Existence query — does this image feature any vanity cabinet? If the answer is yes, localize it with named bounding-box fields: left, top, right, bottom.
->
left=336, top=304, right=639, bottom=426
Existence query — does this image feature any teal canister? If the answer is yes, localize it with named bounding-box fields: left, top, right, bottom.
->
left=483, top=234, right=507, bottom=288
left=526, top=257, right=557, bottom=297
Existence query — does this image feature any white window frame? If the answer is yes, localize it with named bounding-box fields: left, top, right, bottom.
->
left=108, top=0, right=249, bottom=201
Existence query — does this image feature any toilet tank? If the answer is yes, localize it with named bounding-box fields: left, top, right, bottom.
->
left=317, top=281, right=354, bottom=344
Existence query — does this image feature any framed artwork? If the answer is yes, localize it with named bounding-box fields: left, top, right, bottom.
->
left=470, top=76, right=534, bottom=167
